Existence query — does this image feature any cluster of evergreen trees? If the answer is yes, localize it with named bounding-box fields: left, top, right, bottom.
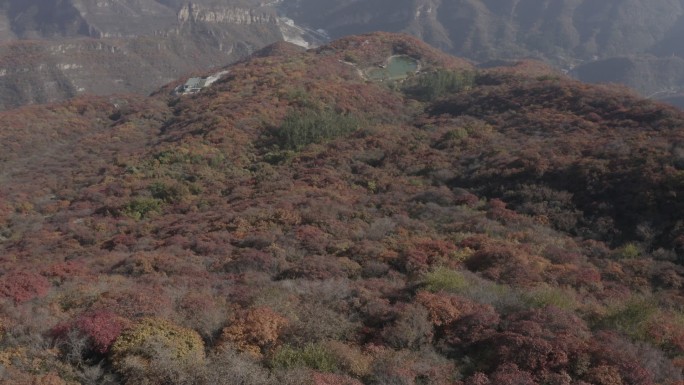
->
left=403, top=69, right=475, bottom=101
left=276, top=108, right=360, bottom=150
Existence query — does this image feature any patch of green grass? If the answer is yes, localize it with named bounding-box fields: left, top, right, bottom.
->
left=149, top=182, right=187, bottom=203
left=423, top=267, right=469, bottom=293
left=123, top=198, right=162, bottom=219
left=270, top=343, right=338, bottom=372
left=598, top=298, right=658, bottom=340
left=522, top=284, right=577, bottom=310
left=154, top=149, right=201, bottom=165
left=613, top=243, right=641, bottom=259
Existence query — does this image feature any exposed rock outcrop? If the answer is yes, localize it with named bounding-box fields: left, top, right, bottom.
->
left=178, top=3, right=277, bottom=25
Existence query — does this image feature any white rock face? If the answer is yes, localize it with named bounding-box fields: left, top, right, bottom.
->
left=178, top=4, right=276, bottom=25
left=57, top=64, right=83, bottom=71
left=277, top=16, right=329, bottom=48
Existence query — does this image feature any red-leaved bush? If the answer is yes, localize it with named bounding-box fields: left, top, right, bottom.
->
left=44, top=260, right=89, bottom=282
left=75, top=311, right=131, bottom=354
left=0, top=270, right=50, bottom=303
left=52, top=310, right=130, bottom=354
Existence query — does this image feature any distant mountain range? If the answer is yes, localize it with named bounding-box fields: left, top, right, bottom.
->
left=282, top=0, right=684, bottom=106
left=2, top=0, right=684, bottom=109
left=0, top=0, right=324, bottom=110
left=283, top=0, right=684, bottom=59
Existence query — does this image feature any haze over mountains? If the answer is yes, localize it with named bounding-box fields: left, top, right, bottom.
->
left=283, top=0, right=684, bottom=103
left=0, top=0, right=323, bottom=110
left=1, top=0, right=684, bottom=109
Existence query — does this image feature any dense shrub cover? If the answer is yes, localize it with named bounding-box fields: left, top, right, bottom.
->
left=52, top=310, right=131, bottom=355
left=0, top=270, right=50, bottom=303
left=0, top=32, right=683, bottom=384
left=219, top=307, right=288, bottom=357
left=110, top=318, right=205, bottom=383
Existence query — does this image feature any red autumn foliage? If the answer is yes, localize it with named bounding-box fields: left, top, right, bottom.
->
left=75, top=311, right=130, bottom=354
left=44, top=260, right=89, bottom=282
left=52, top=310, right=131, bottom=354
left=464, top=243, right=543, bottom=285
left=277, top=255, right=350, bottom=280
left=0, top=32, right=683, bottom=385
left=0, top=270, right=50, bottom=303
left=219, top=306, right=288, bottom=357
left=400, top=238, right=459, bottom=274
left=486, top=198, right=522, bottom=223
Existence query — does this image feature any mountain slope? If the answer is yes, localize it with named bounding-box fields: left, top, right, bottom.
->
left=1, top=33, right=683, bottom=384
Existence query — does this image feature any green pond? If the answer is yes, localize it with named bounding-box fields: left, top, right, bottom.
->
left=366, top=55, right=419, bottom=81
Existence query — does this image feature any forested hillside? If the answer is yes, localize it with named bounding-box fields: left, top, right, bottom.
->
left=1, top=33, right=684, bottom=384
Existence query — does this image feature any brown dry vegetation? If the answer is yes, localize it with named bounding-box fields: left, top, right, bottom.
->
left=0, top=32, right=684, bottom=384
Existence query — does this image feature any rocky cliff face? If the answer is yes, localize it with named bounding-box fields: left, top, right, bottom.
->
left=0, top=26, right=291, bottom=109
left=0, top=0, right=285, bottom=39
left=282, top=0, right=684, bottom=63
left=0, top=0, right=309, bottom=110
left=177, top=3, right=277, bottom=25
left=0, top=35, right=256, bottom=109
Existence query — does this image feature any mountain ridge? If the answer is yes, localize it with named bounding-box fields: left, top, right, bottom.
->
left=4, top=0, right=684, bottom=109
left=282, top=0, right=684, bottom=100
